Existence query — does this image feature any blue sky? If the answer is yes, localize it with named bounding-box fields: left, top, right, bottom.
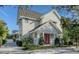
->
left=0, top=6, right=18, bottom=34
left=0, top=5, right=54, bottom=34
left=0, top=5, right=72, bottom=34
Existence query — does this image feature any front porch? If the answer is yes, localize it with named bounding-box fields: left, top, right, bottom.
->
left=29, top=21, right=61, bottom=46
left=31, top=32, right=56, bottom=46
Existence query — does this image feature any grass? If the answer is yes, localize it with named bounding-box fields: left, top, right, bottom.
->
left=22, top=44, right=77, bottom=50
left=22, top=45, right=53, bottom=50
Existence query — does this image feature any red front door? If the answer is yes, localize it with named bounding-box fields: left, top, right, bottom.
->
left=44, top=34, right=50, bottom=44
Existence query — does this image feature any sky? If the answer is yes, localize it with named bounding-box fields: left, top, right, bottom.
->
left=0, top=5, right=72, bottom=34
left=0, top=6, right=18, bottom=34
left=0, top=5, right=54, bottom=34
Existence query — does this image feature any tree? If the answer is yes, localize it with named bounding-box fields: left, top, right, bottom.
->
left=61, top=17, right=72, bottom=44
left=52, top=5, right=78, bottom=19
left=63, top=28, right=70, bottom=44
left=0, top=20, right=9, bottom=45
left=69, top=23, right=79, bottom=48
left=61, top=16, right=72, bottom=28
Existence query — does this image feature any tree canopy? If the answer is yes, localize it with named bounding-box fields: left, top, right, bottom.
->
left=0, top=20, right=9, bottom=40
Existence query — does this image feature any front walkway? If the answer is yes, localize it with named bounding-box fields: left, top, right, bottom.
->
left=0, top=39, right=79, bottom=54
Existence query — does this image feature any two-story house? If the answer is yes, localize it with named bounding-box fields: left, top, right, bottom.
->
left=17, top=6, right=62, bottom=46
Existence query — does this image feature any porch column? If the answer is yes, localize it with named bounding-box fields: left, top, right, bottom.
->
left=50, top=34, right=56, bottom=46
left=43, top=32, right=44, bottom=41
left=34, top=33, right=40, bottom=45
left=53, top=34, right=56, bottom=45
left=32, top=32, right=35, bottom=38
left=50, top=34, right=52, bottom=46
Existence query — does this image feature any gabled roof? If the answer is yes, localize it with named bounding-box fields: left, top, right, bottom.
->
left=18, top=6, right=61, bottom=22
left=29, top=20, right=62, bottom=34
left=29, top=21, right=48, bottom=32
left=40, top=9, right=61, bottom=20
left=53, top=10, right=61, bottom=19
left=18, top=6, right=42, bottom=20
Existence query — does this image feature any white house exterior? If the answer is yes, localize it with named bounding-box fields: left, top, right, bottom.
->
left=17, top=6, right=63, bottom=46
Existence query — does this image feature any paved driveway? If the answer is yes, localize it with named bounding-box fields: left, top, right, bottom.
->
left=3, top=39, right=17, bottom=47
left=0, top=39, right=79, bottom=54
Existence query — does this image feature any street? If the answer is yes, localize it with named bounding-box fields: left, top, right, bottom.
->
left=0, top=39, right=79, bottom=54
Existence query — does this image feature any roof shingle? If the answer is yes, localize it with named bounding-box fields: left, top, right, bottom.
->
left=18, top=6, right=42, bottom=20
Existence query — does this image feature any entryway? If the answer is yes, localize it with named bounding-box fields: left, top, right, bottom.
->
left=44, top=34, right=50, bottom=44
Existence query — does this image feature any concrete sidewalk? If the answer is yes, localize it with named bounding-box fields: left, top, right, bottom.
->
left=0, top=46, right=79, bottom=54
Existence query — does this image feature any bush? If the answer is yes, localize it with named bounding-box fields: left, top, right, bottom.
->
left=16, top=40, right=22, bottom=46
left=0, top=38, right=2, bottom=46
left=39, top=36, right=44, bottom=45
left=63, top=28, right=70, bottom=45
left=64, top=42, right=68, bottom=45
left=22, top=37, right=33, bottom=50
left=2, top=40, right=6, bottom=45
left=22, top=44, right=37, bottom=50
left=13, top=39, right=16, bottom=42
left=68, top=41, right=73, bottom=46
left=54, top=37, right=60, bottom=46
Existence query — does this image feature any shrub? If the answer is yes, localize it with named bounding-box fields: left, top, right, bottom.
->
left=39, top=36, right=44, bottom=45
left=22, top=37, right=34, bottom=50
left=0, top=38, right=2, bottom=46
left=68, top=41, right=73, bottom=46
left=63, top=28, right=70, bottom=45
left=22, top=44, right=37, bottom=50
left=16, top=40, right=22, bottom=46
left=13, top=39, right=16, bottom=42
left=2, top=40, right=6, bottom=45
left=54, top=37, right=60, bottom=46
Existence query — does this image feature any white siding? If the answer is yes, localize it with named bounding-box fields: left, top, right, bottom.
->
left=37, top=23, right=58, bottom=34
left=41, top=10, right=62, bottom=33
left=35, top=21, right=40, bottom=27
left=21, top=19, right=35, bottom=35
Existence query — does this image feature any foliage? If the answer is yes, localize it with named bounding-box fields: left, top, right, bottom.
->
left=12, top=34, right=17, bottom=42
left=63, top=28, right=70, bottom=43
left=61, top=16, right=79, bottom=47
left=2, top=40, right=7, bottom=45
left=69, top=23, right=79, bottom=48
left=22, top=37, right=33, bottom=49
left=39, top=36, right=44, bottom=45
left=0, top=37, right=2, bottom=46
left=61, top=17, right=72, bottom=28
left=52, top=6, right=79, bottom=19
left=0, top=20, right=9, bottom=39
left=61, top=17, right=71, bottom=45
left=54, top=37, right=60, bottom=46
left=16, top=40, right=22, bottom=46
left=0, top=20, right=9, bottom=45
